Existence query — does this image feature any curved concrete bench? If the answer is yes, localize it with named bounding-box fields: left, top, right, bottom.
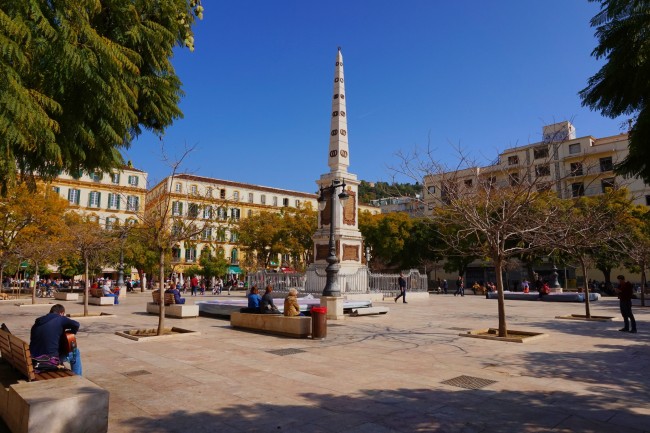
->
left=146, top=303, right=199, bottom=318
left=230, top=312, right=311, bottom=338
left=54, top=292, right=78, bottom=301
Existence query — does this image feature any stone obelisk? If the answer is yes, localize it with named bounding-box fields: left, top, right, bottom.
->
left=306, top=47, right=367, bottom=305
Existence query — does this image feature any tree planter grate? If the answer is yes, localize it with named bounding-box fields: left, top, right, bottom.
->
left=123, top=370, right=152, bottom=377
left=441, top=375, right=497, bottom=390
left=267, top=348, right=306, bottom=356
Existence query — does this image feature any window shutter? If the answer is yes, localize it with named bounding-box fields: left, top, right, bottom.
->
left=97, top=192, right=101, bottom=208
left=75, top=190, right=80, bottom=205
left=68, top=189, right=72, bottom=202
left=116, top=195, right=120, bottom=210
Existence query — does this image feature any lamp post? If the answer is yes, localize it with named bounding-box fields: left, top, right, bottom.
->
left=317, top=179, right=350, bottom=297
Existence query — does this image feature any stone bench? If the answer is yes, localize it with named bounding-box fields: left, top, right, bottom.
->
left=230, top=312, right=311, bottom=338
left=146, top=290, right=198, bottom=318
left=87, top=288, right=115, bottom=305
left=146, top=302, right=199, bottom=318
left=350, top=306, right=389, bottom=316
left=54, top=292, right=78, bottom=301
left=0, top=328, right=109, bottom=432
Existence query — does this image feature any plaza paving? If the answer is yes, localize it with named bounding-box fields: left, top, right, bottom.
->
left=1, top=290, right=649, bottom=433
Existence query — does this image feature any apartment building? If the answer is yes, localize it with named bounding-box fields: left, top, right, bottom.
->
left=145, top=174, right=320, bottom=274
left=424, top=122, right=650, bottom=210
left=423, top=121, right=650, bottom=287
left=48, top=162, right=148, bottom=228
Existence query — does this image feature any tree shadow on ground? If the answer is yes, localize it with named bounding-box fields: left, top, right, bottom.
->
left=120, top=385, right=650, bottom=433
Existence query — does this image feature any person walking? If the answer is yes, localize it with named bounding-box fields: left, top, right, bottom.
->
left=394, top=272, right=407, bottom=303
left=190, top=275, right=199, bottom=296
left=616, top=274, right=637, bottom=333
left=454, top=275, right=464, bottom=297
left=441, top=279, right=448, bottom=294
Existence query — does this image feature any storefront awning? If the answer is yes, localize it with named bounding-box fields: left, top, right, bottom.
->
left=227, top=265, right=242, bottom=274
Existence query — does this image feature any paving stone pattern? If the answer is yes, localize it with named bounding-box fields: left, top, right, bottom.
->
left=1, top=292, right=649, bottom=432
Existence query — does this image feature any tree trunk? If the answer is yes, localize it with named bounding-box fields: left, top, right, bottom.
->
left=138, top=269, right=145, bottom=292
left=157, top=248, right=166, bottom=336
left=83, top=258, right=89, bottom=316
left=31, top=260, right=39, bottom=305
left=494, top=257, right=507, bottom=337
left=580, top=257, right=591, bottom=319
left=602, top=268, right=612, bottom=293
left=641, top=260, right=647, bottom=307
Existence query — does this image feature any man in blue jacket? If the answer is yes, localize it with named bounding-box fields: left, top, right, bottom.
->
left=30, top=304, right=82, bottom=375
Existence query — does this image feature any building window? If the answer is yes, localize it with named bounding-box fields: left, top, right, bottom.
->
left=202, top=227, right=212, bottom=241
left=88, top=191, right=101, bottom=208
left=188, top=203, right=199, bottom=218
left=600, top=157, right=613, bottom=172
left=247, top=209, right=253, bottom=217
left=90, top=172, right=102, bottom=182
left=507, top=155, right=519, bottom=165
left=51, top=186, right=60, bottom=194
left=217, top=207, right=227, bottom=220
left=172, top=201, right=183, bottom=216
left=190, top=185, right=198, bottom=195
left=185, top=248, right=197, bottom=263
left=533, top=146, right=549, bottom=159
left=272, top=196, right=278, bottom=206
left=464, top=179, right=473, bottom=188
left=216, top=228, right=226, bottom=242
left=230, top=231, right=239, bottom=242
left=571, top=183, right=585, bottom=197
left=646, top=195, right=650, bottom=206
left=231, top=208, right=241, bottom=220
left=105, top=217, right=116, bottom=230
left=283, top=198, right=289, bottom=207
left=295, top=199, right=300, bottom=207
left=601, top=178, right=616, bottom=192
left=203, top=206, right=212, bottom=219
left=68, top=188, right=80, bottom=205
left=233, top=191, right=239, bottom=201
left=175, top=183, right=182, bottom=192
left=248, top=193, right=254, bottom=203
left=427, top=186, right=436, bottom=194
left=126, top=218, right=137, bottom=226
left=509, top=173, right=520, bottom=186
left=220, top=189, right=226, bottom=199
left=171, top=247, right=181, bottom=260
left=126, top=195, right=139, bottom=212
left=127, top=175, right=139, bottom=186
left=570, top=162, right=583, bottom=176
left=111, top=173, right=120, bottom=184
left=230, top=249, right=238, bottom=264
left=535, top=164, right=551, bottom=177
left=206, top=187, right=213, bottom=197
left=260, top=194, right=266, bottom=205
left=107, top=193, right=120, bottom=210
left=568, top=143, right=581, bottom=155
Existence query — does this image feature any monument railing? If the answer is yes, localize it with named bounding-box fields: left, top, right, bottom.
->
left=247, top=269, right=427, bottom=296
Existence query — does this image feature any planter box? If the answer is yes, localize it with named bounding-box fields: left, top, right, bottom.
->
left=88, top=297, right=115, bottom=306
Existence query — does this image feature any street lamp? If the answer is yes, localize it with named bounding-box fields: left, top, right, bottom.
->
left=116, top=228, right=128, bottom=289
left=317, top=179, right=350, bottom=297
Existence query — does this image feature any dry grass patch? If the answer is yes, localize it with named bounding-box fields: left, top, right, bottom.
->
left=459, top=328, right=548, bottom=343
left=115, top=327, right=199, bottom=341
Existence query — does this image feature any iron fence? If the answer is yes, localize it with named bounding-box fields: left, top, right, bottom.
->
left=247, top=269, right=427, bottom=296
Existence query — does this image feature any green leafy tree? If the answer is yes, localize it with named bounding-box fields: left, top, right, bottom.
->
left=0, top=0, right=203, bottom=192
left=281, top=203, right=317, bottom=270
left=238, top=211, right=286, bottom=269
left=580, top=0, right=650, bottom=182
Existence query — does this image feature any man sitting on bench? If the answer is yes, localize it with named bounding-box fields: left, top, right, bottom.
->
left=165, top=282, right=186, bottom=304
left=30, top=304, right=82, bottom=375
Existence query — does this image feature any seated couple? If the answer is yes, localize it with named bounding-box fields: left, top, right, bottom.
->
left=164, top=283, right=186, bottom=304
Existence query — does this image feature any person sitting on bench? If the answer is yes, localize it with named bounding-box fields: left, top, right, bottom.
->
left=261, top=285, right=280, bottom=314
left=101, top=279, right=119, bottom=304
left=30, top=304, right=82, bottom=375
left=241, top=286, right=262, bottom=313
left=165, top=282, right=186, bottom=304
left=284, top=288, right=304, bottom=317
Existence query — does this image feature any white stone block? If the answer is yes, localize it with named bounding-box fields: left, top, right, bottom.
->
left=88, top=296, right=115, bottom=305
left=146, top=302, right=199, bottom=318
left=5, top=375, right=108, bottom=433
left=54, top=292, right=78, bottom=301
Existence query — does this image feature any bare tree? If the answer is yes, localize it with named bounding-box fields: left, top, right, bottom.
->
left=135, top=144, right=207, bottom=335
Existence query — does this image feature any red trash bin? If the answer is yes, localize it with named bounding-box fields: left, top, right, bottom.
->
left=311, top=306, right=327, bottom=339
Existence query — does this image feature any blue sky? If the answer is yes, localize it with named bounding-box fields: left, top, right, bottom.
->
left=128, top=1, right=623, bottom=193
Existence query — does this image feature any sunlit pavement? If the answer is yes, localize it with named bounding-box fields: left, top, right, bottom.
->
left=1, top=291, right=648, bottom=432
